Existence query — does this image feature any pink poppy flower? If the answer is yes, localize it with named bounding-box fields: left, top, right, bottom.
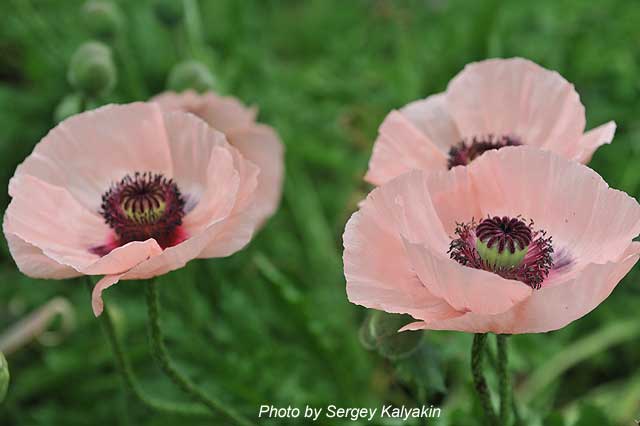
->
left=366, top=58, right=616, bottom=186
left=344, top=146, right=640, bottom=334
left=151, top=90, right=284, bottom=224
left=3, top=102, right=264, bottom=316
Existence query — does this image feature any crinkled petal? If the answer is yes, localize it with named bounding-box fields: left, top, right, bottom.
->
left=198, top=92, right=258, bottom=134
left=196, top=151, right=261, bottom=258
left=573, top=121, right=616, bottom=163
left=404, top=239, right=532, bottom=315
left=367, top=170, right=451, bottom=250
left=162, top=111, right=241, bottom=233
left=92, top=206, right=260, bottom=313
left=4, top=233, right=80, bottom=279
left=3, top=174, right=163, bottom=276
left=12, top=103, right=173, bottom=211
left=365, top=111, right=447, bottom=185
left=446, top=58, right=586, bottom=157
left=152, top=90, right=257, bottom=134
left=343, top=196, right=462, bottom=322
left=227, top=124, right=284, bottom=224
left=92, top=274, right=124, bottom=316
left=403, top=242, right=640, bottom=333
left=399, top=93, right=461, bottom=152
left=468, top=146, right=640, bottom=268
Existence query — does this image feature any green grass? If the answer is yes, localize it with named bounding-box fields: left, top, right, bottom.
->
left=2, top=0, right=640, bottom=425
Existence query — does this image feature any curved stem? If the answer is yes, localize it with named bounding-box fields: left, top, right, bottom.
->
left=88, top=279, right=209, bottom=417
left=496, top=334, right=511, bottom=426
left=183, top=0, right=206, bottom=58
left=145, top=280, right=255, bottom=426
left=471, top=333, right=498, bottom=425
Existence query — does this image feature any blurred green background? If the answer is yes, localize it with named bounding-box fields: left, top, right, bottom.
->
left=1, top=0, right=640, bottom=425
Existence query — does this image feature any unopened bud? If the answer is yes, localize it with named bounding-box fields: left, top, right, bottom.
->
left=82, top=0, right=124, bottom=41
left=68, top=41, right=117, bottom=97
left=153, top=0, right=183, bottom=27
left=0, top=352, right=9, bottom=403
left=54, top=93, right=84, bottom=123
left=167, top=60, right=217, bottom=93
left=364, top=311, right=423, bottom=360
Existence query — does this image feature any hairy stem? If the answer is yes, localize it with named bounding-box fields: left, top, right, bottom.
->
left=497, top=334, right=511, bottom=426
left=88, top=278, right=209, bottom=417
left=144, top=280, right=254, bottom=426
left=471, top=333, right=498, bottom=425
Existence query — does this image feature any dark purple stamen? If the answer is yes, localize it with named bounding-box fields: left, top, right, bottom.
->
left=449, top=216, right=554, bottom=289
left=95, top=172, right=185, bottom=254
left=448, top=135, right=521, bottom=169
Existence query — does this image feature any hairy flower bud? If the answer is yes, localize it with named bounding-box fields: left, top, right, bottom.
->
left=153, top=0, right=183, bottom=27
left=68, top=41, right=117, bottom=97
left=361, top=311, right=422, bottom=360
left=0, top=351, right=9, bottom=403
left=54, top=93, right=83, bottom=123
left=82, top=0, right=124, bottom=41
left=167, top=60, right=217, bottom=93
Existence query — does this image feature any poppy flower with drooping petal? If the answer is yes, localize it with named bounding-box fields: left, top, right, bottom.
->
left=151, top=90, right=284, bottom=225
left=366, top=58, right=617, bottom=186
left=3, top=102, right=265, bottom=316
left=344, top=146, right=640, bottom=334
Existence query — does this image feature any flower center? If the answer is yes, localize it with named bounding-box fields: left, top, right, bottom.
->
left=99, top=172, right=185, bottom=249
left=449, top=216, right=553, bottom=289
left=448, top=135, right=521, bottom=169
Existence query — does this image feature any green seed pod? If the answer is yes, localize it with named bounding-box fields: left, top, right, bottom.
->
left=68, top=41, right=117, bottom=97
left=82, top=1, right=124, bottom=41
left=153, top=0, right=183, bottom=27
left=167, top=60, right=217, bottom=93
left=0, top=351, right=9, bottom=403
left=54, top=93, right=84, bottom=123
left=367, top=311, right=423, bottom=360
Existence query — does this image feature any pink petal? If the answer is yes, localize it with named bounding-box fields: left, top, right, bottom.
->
left=404, top=239, right=532, bottom=315
left=343, top=192, right=462, bottom=323
left=12, top=103, right=173, bottom=212
left=4, top=233, right=80, bottom=279
left=198, top=92, right=258, bottom=134
left=573, top=121, right=616, bottom=164
left=365, top=170, right=451, bottom=250
left=406, top=242, right=640, bottom=334
left=365, top=111, right=447, bottom=185
left=81, top=240, right=163, bottom=275
left=92, top=274, right=124, bottom=316
left=152, top=90, right=257, bottom=134
left=446, top=58, right=585, bottom=157
left=197, top=130, right=262, bottom=258
left=399, top=93, right=461, bottom=152
left=468, top=146, right=640, bottom=268
left=227, top=124, right=284, bottom=224
left=4, top=174, right=110, bottom=272
left=4, top=174, right=164, bottom=276
left=162, top=111, right=240, bottom=233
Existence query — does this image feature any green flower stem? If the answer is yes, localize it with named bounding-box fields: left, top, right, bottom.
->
left=87, top=279, right=209, bottom=417
left=496, top=334, right=511, bottom=426
left=471, top=333, right=498, bottom=425
left=144, top=280, right=255, bottom=426
left=183, top=0, right=206, bottom=58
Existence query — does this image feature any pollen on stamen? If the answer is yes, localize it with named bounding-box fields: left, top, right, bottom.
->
left=448, top=135, right=521, bottom=169
left=93, top=172, right=186, bottom=255
left=448, top=216, right=554, bottom=289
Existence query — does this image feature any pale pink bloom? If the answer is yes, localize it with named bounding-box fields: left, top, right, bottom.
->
left=344, top=146, right=640, bottom=334
left=151, top=90, right=284, bottom=224
left=366, top=58, right=616, bottom=186
left=3, top=103, right=264, bottom=316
